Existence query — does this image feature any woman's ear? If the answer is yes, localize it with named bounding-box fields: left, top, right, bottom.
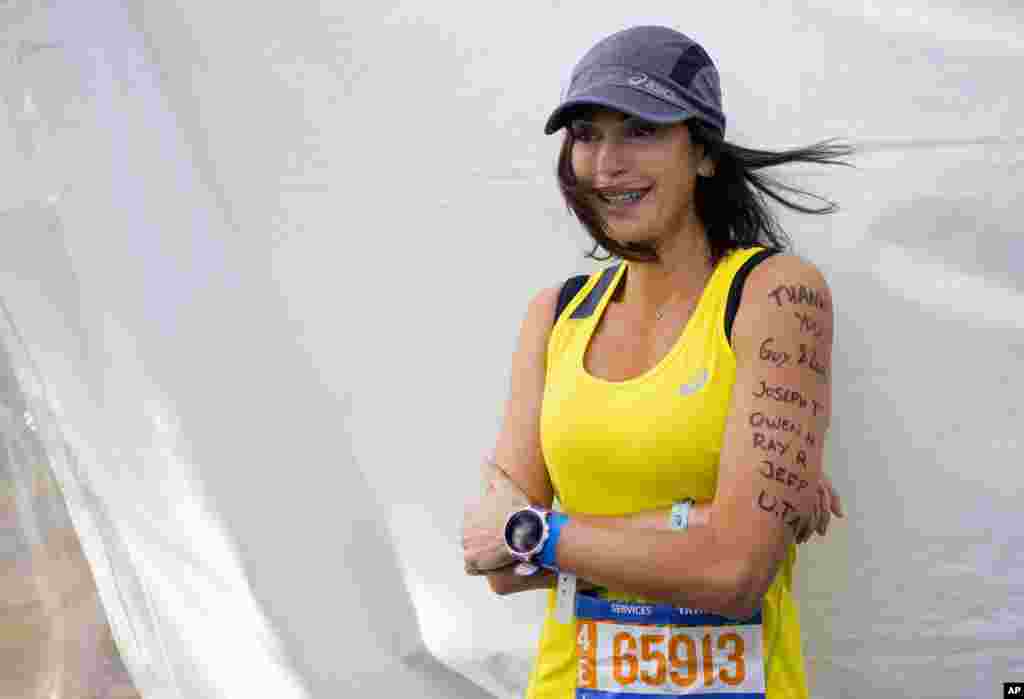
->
left=697, top=156, right=716, bottom=178
left=693, top=141, right=715, bottom=178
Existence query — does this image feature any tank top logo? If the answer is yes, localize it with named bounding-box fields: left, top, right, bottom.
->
left=679, top=368, right=709, bottom=395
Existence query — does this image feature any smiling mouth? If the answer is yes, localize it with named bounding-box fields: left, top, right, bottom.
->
left=596, top=188, right=651, bottom=205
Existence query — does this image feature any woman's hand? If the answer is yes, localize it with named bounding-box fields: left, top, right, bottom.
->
left=462, top=458, right=530, bottom=575
left=694, top=469, right=843, bottom=545
left=466, top=457, right=603, bottom=595
left=795, top=472, right=844, bottom=544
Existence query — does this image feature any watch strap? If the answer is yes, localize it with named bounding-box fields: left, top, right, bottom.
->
left=536, top=511, right=568, bottom=570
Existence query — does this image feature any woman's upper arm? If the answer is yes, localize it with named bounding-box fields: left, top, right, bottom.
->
left=491, top=284, right=561, bottom=508
left=710, top=254, right=834, bottom=613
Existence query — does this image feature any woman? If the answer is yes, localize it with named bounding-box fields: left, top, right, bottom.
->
left=463, top=25, right=851, bottom=699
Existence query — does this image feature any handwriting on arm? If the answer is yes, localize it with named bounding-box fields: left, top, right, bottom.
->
left=767, top=284, right=829, bottom=311
left=752, top=380, right=825, bottom=417
left=715, top=257, right=834, bottom=598
left=749, top=271, right=833, bottom=540
left=759, top=336, right=829, bottom=383
left=793, top=311, right=826, bottom=338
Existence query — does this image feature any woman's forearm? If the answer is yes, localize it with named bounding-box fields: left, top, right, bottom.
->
left=558, top=504, right=748, bottom=616
left=486, top=520, right=743, bottom=616
left=570, top=502, right=710, bottom=532
left=554, top=519, right=752, bottom=618
left=484, top=504, right=710, bottom=596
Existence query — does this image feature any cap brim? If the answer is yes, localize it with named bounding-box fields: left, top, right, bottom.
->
left=544, top=84, right=693, bottom=135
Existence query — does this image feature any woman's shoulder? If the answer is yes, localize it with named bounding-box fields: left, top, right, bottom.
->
left=730, top=251, right=834, bottom=348
left=513, top=283, right=563, bottom=350
left=741, top=252, right=832, bottom=308
left=529, top=283, right=562, bottom=317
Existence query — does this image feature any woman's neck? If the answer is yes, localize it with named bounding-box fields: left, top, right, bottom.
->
left=613, top=233, right=715, bottom=312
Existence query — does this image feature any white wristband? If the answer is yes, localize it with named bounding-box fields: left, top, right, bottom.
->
left=669, top=499, right=694, bottom=531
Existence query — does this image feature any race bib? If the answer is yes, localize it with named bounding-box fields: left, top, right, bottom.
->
left=575, top=594, right=765, bottom=698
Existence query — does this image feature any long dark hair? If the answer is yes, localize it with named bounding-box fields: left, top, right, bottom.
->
left=556, top=118, right=855, bottom=264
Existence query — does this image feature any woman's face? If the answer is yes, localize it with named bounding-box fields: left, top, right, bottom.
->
left=569, top=107, right=710, bottom=245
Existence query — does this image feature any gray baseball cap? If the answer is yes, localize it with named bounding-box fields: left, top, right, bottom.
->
left=544, top=26, right=726, bottom=136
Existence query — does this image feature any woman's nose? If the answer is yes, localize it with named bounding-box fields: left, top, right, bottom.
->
left=594, top=140, right=628, bottom=179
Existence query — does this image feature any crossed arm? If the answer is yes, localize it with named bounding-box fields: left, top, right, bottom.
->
left=473, top=458, right=840, bottom=599
left=469, top=469, right=714, bottom=595
left=463, top=254, right=840, bottom=618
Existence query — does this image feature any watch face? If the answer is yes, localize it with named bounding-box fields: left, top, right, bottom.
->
left=505, top=510, right=543, bottom=554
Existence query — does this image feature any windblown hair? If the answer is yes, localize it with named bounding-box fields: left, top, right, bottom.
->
left=556, top=118, right=855, bottom=264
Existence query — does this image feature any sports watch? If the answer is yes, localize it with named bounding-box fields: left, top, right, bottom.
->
left=503, top=506, right=551, bottom=566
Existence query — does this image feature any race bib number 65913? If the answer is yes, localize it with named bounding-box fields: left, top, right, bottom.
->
left=575, top=595, right=765, bottom=698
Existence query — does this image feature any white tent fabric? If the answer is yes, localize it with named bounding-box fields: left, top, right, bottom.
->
left=1, top=1, right=1021, bottom=697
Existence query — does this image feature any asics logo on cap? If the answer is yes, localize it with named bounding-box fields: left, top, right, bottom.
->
left=628, top=73, right=680, bottom=103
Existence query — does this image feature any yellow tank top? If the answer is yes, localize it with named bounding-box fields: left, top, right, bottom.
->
left=527, top=246, right=808, bottom=699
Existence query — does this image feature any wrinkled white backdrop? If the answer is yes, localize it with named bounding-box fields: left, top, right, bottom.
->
left=1, top=1, right=1021, bottom=697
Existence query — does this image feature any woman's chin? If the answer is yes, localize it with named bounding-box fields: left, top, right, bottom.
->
left=609, top=227, right=658, bottom=248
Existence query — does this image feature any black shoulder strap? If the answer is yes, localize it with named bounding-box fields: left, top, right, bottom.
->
left=555, top=254, right=777, bottom=339
left=725, top=248, right=781, bottom=345
left=555, top=274, right=589, bottom=324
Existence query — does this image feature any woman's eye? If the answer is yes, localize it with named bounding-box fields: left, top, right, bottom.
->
left=626, top=123, right=658, bottom=139
left=570, top=122, right=596, bottom=142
